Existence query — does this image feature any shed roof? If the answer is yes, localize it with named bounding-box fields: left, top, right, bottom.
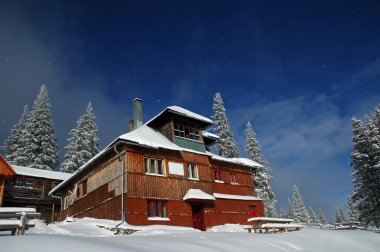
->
left=183, top=189, right=215, bottom=201
left=11, top=165, right=71, bottom=181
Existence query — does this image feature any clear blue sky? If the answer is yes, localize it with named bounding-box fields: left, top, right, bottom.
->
left=1, top=0, right=380, bottom=220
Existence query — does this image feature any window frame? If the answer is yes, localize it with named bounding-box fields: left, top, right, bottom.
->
left=230, top=172, right=237, bottom=184
left=14, top=178, right=33, bottom=188
left=147, top=200, right=169, bottom=220
left=188, top=164, right=199, bottom=180
left=214, top=169, right=222, bottom=182
left=144, top=157, right=165, bottom=176
left=173, top=120, right=200, bottom=141
left=63, top=196, right=69, bottom=210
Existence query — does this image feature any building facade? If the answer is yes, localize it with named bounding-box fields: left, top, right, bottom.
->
left=0, top=156, right=71, bottom=223
left=51, top=102, right=264, bottom=230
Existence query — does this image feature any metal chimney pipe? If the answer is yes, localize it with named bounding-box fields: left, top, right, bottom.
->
left=133, top=98, right=143, bottom=128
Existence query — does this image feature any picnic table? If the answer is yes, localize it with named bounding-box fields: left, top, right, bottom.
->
left=0, top=207, right=40, bottom=235
left=246, top=217, right=301, bottom=233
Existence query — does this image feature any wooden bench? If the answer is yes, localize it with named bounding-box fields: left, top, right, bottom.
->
left=246, top=217, right=302, bottom=234
left=261, top=223, right=303, bottom=233
left=0, top=207, right=40, bottom=235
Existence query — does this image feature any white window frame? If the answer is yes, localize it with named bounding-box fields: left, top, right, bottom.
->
left=188, top=164, right=199, bottom=180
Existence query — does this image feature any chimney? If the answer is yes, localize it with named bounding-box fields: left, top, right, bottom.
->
left=128, top=119, right=135, bottom=132
left=133, top=98, right=143, bottom=128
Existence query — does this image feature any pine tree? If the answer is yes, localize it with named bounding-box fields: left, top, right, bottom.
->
left=335, top=207, right=346, bottom=223
left=212, top=92, right=240, bottom=158
left=279, top=207, right=287, bottom=218
left=61, top=102, right=100, bottom=173
left=350, top=118, right=370, bottom=223
left=292, top=185, right=310, bottom=223
left=350, top=115, right=380, bottom=227
left=82, top=102, right=100, bottom=158
left=288, top=199, right=295, bottom=220
left=365, top=116, right=380, bottom=227
left=28, top=84, right=59, bottom=170
left=3, top=105, right=32, bottom=164
left=245, top=121, right=277, bottom=217
left=308, top=206, right=318, bottom=224
left=318, top=209, right=327, bottom=224
left=347, top=196, right=359, bottom=222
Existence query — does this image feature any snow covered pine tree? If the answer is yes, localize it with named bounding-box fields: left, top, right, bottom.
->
left=212, top=92, right=240, bottom=158
left=245, top=121, right=277, bottom=217
left=61, top=102, right=100, bottom=173
left=28, top=84, right=59, bottom=170
left=351, top=112, right=380, bottom=227
left=292, top=185, right=310, bottom=223
left=3, top=105, right=33, bottom=165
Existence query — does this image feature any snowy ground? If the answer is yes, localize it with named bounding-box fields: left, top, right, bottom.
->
left=1, top=218, right=379, bottom=252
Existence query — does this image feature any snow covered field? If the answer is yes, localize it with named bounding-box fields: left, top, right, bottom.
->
left=1, top=218, right=379, bottom=252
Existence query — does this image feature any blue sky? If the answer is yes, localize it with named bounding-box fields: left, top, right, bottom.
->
left=1, top=0, right=380, bottom=220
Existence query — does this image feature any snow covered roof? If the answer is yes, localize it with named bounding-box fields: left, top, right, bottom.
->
left=247, top=217, right=294, bottom=223
left=183, top=189, right=215, bottom=201
left=117, top=125, right=182, bottom=151
left=202, top=131, right=220, bottom=140
left=146, top=106, right=213, bottom=129
left=207, top=152, right=263, bottom=169
left=166, top=106, right=213, bottom=124
left=11, top=165, right=72, bottom=181
left=213, top=193, right=261, bottom=201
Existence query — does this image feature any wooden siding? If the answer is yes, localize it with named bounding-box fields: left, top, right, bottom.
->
left=2, top=175, right=62, bottom=223
left=87, top=157, right=122, bottom=196
left=59, top=144, right=265, bottom=227
left=126, top=198, right=193, bottom=227
left=158, top=120, right=173, bottom=141
left=173, top=137, right=206, bottom=152
left=204, top=199, right=264, bottom=228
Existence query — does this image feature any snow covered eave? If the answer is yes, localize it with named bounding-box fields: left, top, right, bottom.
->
left=11, top=165, right=71, bottom=181
left=207, top=152, right=263, bottom=170
left=213, top=193, right=261, bottom=201
left=183, top=189, right=215, bottom=201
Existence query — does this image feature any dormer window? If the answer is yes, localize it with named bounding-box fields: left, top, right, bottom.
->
left=173, top=121, right=200, bottom=141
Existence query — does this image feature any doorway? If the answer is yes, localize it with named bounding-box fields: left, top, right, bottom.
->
left=191, top=205, right=205, bottom=231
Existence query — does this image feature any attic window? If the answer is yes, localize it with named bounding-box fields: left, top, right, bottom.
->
left=173, top=121, right=200, bottom=141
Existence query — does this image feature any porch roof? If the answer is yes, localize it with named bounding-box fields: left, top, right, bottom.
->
left=183, top=189, right=215, bottom=201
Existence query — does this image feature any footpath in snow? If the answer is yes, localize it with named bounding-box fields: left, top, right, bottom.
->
left=1, top=218, right=379, bottom=252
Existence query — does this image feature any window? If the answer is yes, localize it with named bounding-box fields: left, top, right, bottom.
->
left=230, top=172, right=237, bottom=184
left=77, top=180, right=87, bottom=198
left=15, top=179, right=33, bottom=188
left=173, top=121, right=200, bottom=141
left=63, top=196, right=69, bottom=210
left=147, top=200, right=167, bottom=218
left=144, top=157, right=165, bottom=175
left=188, top=164, right=198, bottom=179
left=82, top=180, right=87, bottom=196
left=214, top=170, right=222, bottom=181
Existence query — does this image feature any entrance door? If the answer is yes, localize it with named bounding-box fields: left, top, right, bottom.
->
left=191, top=205, right=205, bottom=231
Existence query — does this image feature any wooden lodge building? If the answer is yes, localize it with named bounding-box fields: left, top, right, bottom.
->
left=0, top=155, right=71, bottom=223
left=50, top=99, right=264, bottom=230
